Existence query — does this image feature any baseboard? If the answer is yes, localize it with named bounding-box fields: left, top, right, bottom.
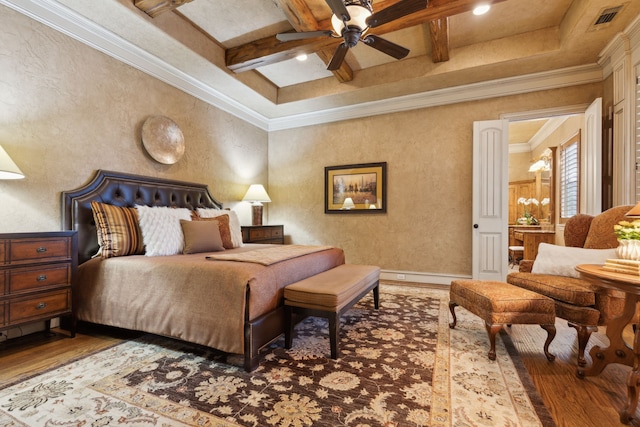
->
left=380, top=270, right=471, bottom=286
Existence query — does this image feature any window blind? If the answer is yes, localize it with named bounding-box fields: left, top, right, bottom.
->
left=560, top=138, right=579, bottom=219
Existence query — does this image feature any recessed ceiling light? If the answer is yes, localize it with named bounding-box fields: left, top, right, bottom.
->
left=473, top=4, right=491, bottom=15
left=296, top=54, right=308, bottom=61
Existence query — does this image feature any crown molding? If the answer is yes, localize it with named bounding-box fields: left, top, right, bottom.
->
left=268, top=65, right=602, bottom=130
left=2, top=0, right=605, bottom=133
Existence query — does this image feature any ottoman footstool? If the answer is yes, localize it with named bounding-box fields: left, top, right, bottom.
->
left=449, top=279, right=556, bottom=361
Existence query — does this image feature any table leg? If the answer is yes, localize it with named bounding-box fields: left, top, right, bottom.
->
left=578, top=295, right=636, bottom=378
left=621, top=318, right=640, bottom=424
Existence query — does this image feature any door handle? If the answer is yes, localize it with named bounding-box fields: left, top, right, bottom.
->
left=473, top=224, right=479, bottom=229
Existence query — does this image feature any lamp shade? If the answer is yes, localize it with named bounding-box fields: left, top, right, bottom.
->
left=0, top=145, right=24, bottom=179
left=242, top=184, right=271, bottom=203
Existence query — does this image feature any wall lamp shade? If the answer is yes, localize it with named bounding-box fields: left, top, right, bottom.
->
left=626, top=202, right=640, bottom=218
left=0, top=145, right=24, bottom=179
left=242, top=184, right=271, bottom=226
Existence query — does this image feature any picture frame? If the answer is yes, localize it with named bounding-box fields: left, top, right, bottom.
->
left=325, top=162, right=387, bottom=214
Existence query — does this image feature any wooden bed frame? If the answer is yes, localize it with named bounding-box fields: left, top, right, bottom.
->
left=61, top=169, right=288, bottom=371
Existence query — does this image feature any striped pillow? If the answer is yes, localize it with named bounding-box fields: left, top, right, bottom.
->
left=91, top=201, right=145, bottom=258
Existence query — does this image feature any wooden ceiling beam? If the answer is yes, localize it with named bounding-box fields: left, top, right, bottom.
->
left=276, top=0, right=353, bottom=82
left=134, top=0, right=193, bottom=18
left=227, top=0, right=507, bottom=73
left=429, top=17, right=449, bottom=63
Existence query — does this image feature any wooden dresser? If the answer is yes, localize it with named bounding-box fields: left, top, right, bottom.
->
left=241, top=225, right=284, bottom=244
left=0, top=231, right=77, bottom=337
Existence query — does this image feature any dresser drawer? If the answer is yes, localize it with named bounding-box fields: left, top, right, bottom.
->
left=8, top=289, right=71, bottom=324
left=7, top=237, right=71, bottom=264
left=0, top=302, right=5, bottom=327
left=244, top=225, right=284, bottom=243
left=4, top=264, right=71, bottom=294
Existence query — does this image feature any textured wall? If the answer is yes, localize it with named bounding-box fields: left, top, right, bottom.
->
left=0, top=5, right=605, bottom=279
left=0, top=6, right=267, bottom=232
left=268, top=86, right=603, bottom=276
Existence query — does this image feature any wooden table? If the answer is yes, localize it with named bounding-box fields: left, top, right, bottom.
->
left=513, top=229, right=555, bottom=260
left=575, top=264, right=640, bottom=424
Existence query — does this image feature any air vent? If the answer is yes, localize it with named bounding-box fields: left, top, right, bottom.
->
left=595, top=6, right=622, bottom=25
left=589, top=4, right=625, bottom=31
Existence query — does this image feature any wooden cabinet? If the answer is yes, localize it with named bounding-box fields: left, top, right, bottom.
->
left=0, top=232, right=77, bottom=337
left=508, top=180, right=535, bottom=224
left=241, top=225, right=284, bottom=244
left=513, top=230, right=555, bottom=260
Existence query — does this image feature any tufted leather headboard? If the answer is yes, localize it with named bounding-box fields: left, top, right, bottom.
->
left=61, top=170, right=223, bottom=264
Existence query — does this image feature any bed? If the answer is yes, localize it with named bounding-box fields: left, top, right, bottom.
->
left=61, top=170, right=345, bottom=371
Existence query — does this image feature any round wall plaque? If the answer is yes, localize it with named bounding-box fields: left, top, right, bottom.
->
left=141, top=116, right=185, bottom=164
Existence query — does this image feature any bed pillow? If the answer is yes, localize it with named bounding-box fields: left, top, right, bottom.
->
left=197, top=208, right=243, bottom=247
left=531, top=243, right=617, bottom=278
left=195, top=216, right=234, bottom=249
left=90, top=201, right=145, bottom=259
left=180, top=219, right=225, bottom=254
left=135, top=205, right=192, bottom=256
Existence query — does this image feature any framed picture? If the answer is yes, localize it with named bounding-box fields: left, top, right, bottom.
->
left=325, top=162, right=387, bottom=213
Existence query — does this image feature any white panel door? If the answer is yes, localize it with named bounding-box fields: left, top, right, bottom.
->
left=472, top=120, right=509, bottom=280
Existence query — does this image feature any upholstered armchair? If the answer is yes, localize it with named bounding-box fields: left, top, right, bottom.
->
left=507, top=205, right=639, bottom=367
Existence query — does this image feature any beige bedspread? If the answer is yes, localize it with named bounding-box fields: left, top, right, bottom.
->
left=75, top=244, right=345, bottom=355
left=206, top=245, right=333, bottom=265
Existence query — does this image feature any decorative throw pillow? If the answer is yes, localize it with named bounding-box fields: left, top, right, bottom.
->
left=197, top=208, right=243, bottom=247
left=531, top=243, right=617, bottom=278
left=180, top=219, right=225, bottom=254
left=90, top=201, right=145, bottom=258
left=196, top=216, right=234, bottom=249
left=135, top=205, right=192, bottom=256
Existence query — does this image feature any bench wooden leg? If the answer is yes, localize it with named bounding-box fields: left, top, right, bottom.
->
left=448, top=301, right=458, bottom=328
left=485, top=323, right=503, bottom=361
left=284, top=306, right=293, bottom=350
left=329, top=312, right=340, bottom=359
left=373, top=282, right=380, bottom=309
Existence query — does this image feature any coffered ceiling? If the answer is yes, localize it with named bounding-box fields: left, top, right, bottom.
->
left=4, top=0, right=639, bottom=130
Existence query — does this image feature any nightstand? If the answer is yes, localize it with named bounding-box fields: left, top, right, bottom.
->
left=0, top=231, right=77, bottom=338
left=241, top=225, right=284, bottom=244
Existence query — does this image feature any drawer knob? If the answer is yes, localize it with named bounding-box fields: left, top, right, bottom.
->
left=36, top=302, right=47, bottom=310
left=36, top=274, right=47, bottom=281
left=36, top=247, right=47, bottom=253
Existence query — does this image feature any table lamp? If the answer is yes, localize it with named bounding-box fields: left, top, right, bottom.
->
left=242, top=184, right=271, bottom=225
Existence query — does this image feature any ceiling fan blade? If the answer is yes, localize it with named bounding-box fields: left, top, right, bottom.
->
left=362, top=34, right=410, bottom=59
left=366, top=0, right=428, bottom=28
left=327, top=43, right=350, bottom=70
left=325, top=0, right=350, bottom=22
left=276, top=30, right=334, bottom=42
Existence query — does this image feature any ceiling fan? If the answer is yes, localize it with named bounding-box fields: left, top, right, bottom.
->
left=276, top=0, right=429, bottom=70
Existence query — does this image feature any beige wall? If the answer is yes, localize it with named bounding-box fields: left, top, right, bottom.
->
left=1, top=5, right=605, bottom=280
left=268, top=85, right=603, bottom=276
left=0, top=6, right=267, bottom=234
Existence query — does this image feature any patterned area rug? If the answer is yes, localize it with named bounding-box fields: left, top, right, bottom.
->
left=0, top=285, right=555, bottom=426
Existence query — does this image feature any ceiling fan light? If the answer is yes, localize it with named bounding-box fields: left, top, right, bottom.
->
left=331, top=4, right=372, bottom=34
left=296, top=53, right=308, bottom=61
left=473, top=4, right=491, bottom=15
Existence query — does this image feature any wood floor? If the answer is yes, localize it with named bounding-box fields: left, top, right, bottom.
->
left=0, top=318, right=638, bottom=426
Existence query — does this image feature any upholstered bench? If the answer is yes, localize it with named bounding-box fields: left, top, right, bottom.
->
left=284, top=264, right=380, bottom=359
left=449, top=279, right=557, bottom=361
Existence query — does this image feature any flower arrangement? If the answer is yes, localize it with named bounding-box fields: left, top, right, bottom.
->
left=614, top=220, right=640, bottom=240
left=517, top=197, right=539, bottom=225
